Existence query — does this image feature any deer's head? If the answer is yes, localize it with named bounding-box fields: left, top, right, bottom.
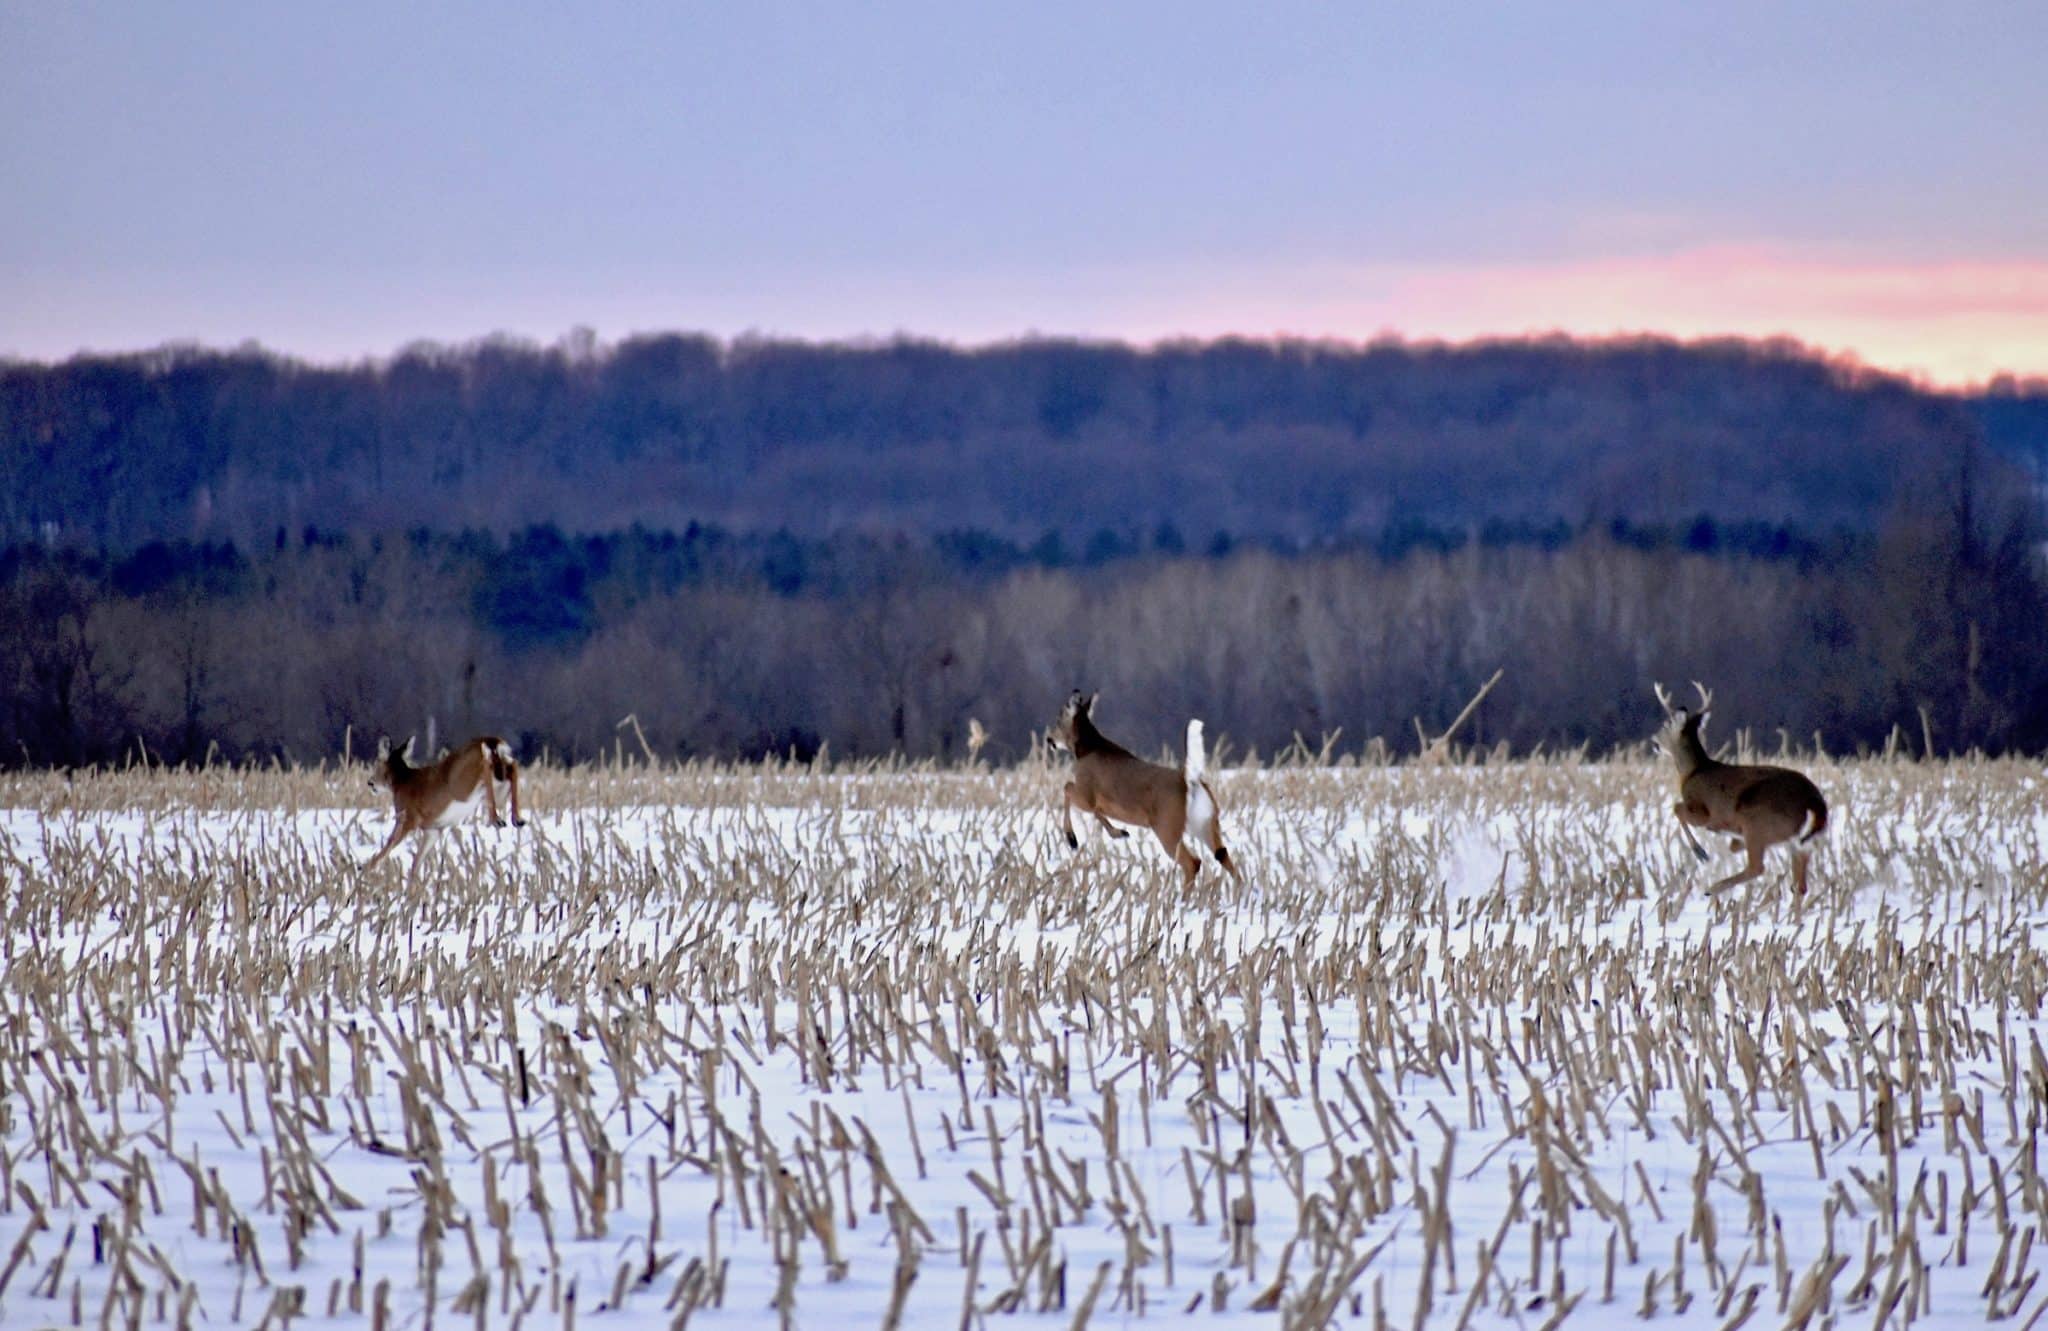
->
left=1047, top=690, right=1098, bottom=755
left=369, top=735, right=416, bottom=790
left=1651, top=682, right=1713, bottom=765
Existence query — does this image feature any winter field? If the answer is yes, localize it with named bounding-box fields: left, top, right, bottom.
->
left=2, top=752, right=2046, bottom=1330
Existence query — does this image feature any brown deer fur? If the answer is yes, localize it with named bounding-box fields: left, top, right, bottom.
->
left=363, top=735, right=526, bottom=871
left=1049, top=691, right=1242, bottom=886
left=1656, top=683, right=1828, bottom=896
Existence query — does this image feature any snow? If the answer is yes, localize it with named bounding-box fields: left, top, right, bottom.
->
left=0, top=759, right=2044, bottom=1327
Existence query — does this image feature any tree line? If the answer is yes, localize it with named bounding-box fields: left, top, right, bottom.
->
left=5, top=468, right=2041, bottom=768
left=8, top=332, right=2046, bottom=550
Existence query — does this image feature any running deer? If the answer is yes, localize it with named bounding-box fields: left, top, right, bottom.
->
left=1654, top=682, right=1828, bottom=895
left=362, top=735, right=526, bottom=871
left=1048, top=691, right=1243, bottom=886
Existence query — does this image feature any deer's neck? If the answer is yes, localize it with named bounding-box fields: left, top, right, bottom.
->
left=1669, top=735, right=1716, bottom=781
left=1072, top=718, right=1130, bottom=760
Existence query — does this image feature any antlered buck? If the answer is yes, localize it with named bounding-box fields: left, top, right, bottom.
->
left=363, top=735, right=527, bottom=871
left=1655, top=683, right=1828, bottom=896
left=1049, top=691, right=1243, bottom=887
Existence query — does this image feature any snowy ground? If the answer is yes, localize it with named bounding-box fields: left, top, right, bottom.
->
left=1, top=757, right=2045, bottom=1328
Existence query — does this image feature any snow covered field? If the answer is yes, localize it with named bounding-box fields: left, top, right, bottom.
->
left=2, top=755, right=2046, bottom=1329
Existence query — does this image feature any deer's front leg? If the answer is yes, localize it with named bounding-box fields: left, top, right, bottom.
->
left=1672, top=801, right=1711, bottom=862
left=362, top=817, right=413, bottom=872
left=1062, top=782, right=1082, bottom=850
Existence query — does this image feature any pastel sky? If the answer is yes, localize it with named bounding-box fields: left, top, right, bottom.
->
left=4, top=2, right=2046, bottom=385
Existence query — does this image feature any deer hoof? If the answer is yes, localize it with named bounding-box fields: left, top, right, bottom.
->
left=1107, top=826, right=1129, bottom=839
left=513, top=817, right=527, bottom=828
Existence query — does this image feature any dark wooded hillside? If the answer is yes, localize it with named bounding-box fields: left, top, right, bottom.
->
left=6, top=333, right=2034, bottom=550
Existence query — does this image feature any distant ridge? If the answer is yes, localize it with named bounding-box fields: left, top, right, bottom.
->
left=5, top=332, right=2044, bottom=551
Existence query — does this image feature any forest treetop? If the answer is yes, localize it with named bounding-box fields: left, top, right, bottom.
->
left=8, top=330, right=2047, bottom=552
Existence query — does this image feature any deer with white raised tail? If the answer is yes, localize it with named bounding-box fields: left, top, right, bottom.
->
left=362, top=734, right=527, bottom=872
left=1048, top=691, right=1243, bottom=887
left=1654, top=682, right=1828, bottom=896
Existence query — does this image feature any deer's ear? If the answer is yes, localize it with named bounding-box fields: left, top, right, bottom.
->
left=374, top=736, right=392, bottom=761
left=402, top=735, right=417, bottom=761
left=1087, top=691, right=1099, bottom=712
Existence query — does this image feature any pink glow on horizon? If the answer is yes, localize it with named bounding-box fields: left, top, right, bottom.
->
left=9, top=248, right=2048, bottom=391
left=1139, top=247, right=2048, bottom=389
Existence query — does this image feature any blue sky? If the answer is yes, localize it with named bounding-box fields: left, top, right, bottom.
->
left=5, top=2, right=2046, bottom=381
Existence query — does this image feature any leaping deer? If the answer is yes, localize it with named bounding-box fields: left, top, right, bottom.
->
left=362, top=735, right=527, bottom=872
left=1048, top=691, right=1243, bottom=887
left=1654, top=683, right=1828, bottom=896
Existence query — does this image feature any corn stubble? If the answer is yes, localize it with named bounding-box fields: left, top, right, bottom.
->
left=0, top=751, right=2045, bottom=1328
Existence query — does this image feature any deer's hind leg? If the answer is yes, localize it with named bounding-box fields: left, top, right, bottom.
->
left=1205, top=800, right=1244, bottom=884
left=1790, top=849, right=1811, bottom=896
left=1706, top=840, right=1767, bottom=895
left=500, top=753, right=527, bottom=827
left=1062, top=782, right=1083, bottom=849
left=1149, top=810, right=1201, bottom=886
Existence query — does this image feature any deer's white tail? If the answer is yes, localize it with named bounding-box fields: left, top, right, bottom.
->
left=1792, top=807, right=1827, bottom=848
left=1182, top=720, right=1216, bottom=849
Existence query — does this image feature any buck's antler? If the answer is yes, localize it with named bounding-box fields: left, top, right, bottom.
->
left=1652, top=681, right=1678, bottom=716
left=1690, top=681, right=1713, bottom=716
